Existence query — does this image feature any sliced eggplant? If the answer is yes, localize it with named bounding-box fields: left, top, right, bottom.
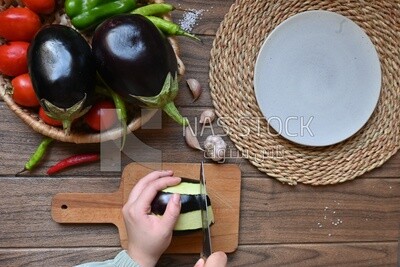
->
left=150, top=177, right=214, bottom=232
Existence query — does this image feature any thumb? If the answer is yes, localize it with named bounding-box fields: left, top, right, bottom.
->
left=161, top=193, right=181, bottom=230
left=194, top=258, right=205, bottom=267
left=204, top=252, right=227, bottom=267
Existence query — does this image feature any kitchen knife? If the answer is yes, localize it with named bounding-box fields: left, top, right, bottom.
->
left=200, top=161, right=212, bottom=259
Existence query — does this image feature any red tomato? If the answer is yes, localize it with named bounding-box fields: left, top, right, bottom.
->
left=22, top=0, right=55, bottom=15
left=11, top=73, right=40, bottom=107
left=39, top=107, right=63, bottom=127
left=0, top=7, right=41, bottom=41
left=0, top=41, right=29, bottom=77
left=85, top=100, right=118, bottom=131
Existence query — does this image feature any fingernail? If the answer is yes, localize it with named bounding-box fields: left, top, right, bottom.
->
left=172, top=193, right=180, bottom=205
left=194, top=258, right=204, bottom=267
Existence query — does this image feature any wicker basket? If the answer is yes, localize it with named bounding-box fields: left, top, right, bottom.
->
left=0, top=0, right=185, bottom=143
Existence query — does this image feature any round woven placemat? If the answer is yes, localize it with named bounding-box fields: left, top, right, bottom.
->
left=209, top=0, right=400, bottom=185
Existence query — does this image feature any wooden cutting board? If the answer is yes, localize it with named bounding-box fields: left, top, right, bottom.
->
left=51, top=162, right=241, bottom=253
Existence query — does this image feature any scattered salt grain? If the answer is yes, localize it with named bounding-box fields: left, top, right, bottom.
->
left=179, top=9, right=205, bottom=32
left=331, top=218, right=343, bottom=226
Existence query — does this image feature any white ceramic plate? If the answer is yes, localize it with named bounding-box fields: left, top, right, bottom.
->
left=254, top=10, right=381, bottom=146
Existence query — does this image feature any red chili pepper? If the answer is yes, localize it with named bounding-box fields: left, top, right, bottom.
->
left=47, top=153, right=100, bottom=175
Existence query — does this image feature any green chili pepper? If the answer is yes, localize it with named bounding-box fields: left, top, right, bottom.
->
left=107, top=88, right=127, bottom=150
left=131, top=3, right=174, bottom=16
left=145, top=15, right=201, bottom=42
left=65, top=0, right=137, bottom=30
left=16, top=137, right=53, bottom=176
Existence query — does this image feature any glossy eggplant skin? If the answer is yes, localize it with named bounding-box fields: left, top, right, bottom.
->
left=151, top=192, right=212, bottom=215
left=92, top=14, right=178, bottom=98
left=150, top=177, right=214, bottom=233
left=151, top=177, right=212, bottom=215
left=28, top=24, right=96, bottom=109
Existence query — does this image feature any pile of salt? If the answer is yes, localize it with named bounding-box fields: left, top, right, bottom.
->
left=178, top=9, right=205, bottom=32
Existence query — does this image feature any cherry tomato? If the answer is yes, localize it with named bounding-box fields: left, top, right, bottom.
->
left=22, top=0, right=55, bottom=15
left=0, top=41, right=29, bottom=77
left=11, top=73, right=40, bottom=107
left=39, top=107, right=63, bottom=127
left=84, top=100, right=118, bottom=131
left=0, top=7, right=41, bottom=41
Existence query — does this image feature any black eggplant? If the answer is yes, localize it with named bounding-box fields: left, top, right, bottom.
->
left=28, top=24, right=96, bottom=134
left=92, top=14, right=188, bottom=126
left=151, top=178, right=214, bottom=232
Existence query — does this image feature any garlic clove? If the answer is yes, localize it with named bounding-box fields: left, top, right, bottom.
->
left=185, top=126, right=204, bottom=151
left=199, top=109, right=216, bottom=124
left=186, top=78, right=202, bottom=102
left=204, top=135, right=227, bottom=162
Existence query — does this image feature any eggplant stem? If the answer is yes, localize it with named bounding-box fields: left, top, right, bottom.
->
left=163, top=101, right=188, bottom=126
left=130, top=73, right=186, bottom=126
left=62, top=120, right=73, bottom=135
left=41, top=95, right=90, bottom=135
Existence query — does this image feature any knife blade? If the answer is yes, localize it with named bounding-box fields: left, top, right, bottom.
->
left=200, top=161, right=212, bottom=259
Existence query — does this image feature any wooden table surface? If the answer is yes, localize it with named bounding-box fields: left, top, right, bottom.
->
left=0, top=1, right=399, bottom=266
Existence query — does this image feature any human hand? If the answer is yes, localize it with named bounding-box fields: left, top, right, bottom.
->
left=122, top=170, right=181, bottom=267
left=194, top=252, right=228, bottom=267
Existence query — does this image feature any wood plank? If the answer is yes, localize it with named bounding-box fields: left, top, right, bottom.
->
left=0, top=242, right=398, bottom=267
left=0, top=177, right=398, bottom=248
left=0, top=248, right=121, bottom=267
left=0, top=178, right=122, bottom=247
left=224, top=243, right=399, bottom=267
left=1, top=104, right=398, bottom=179
left=239, top=178, right=400, bottom=244
left=162, top=243, right=399, bottom=267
